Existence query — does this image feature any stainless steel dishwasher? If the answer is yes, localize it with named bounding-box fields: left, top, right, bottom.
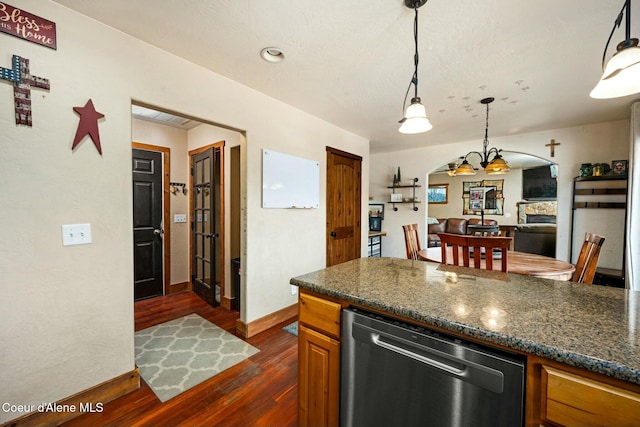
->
left=341, top=307, right=525, bottom=427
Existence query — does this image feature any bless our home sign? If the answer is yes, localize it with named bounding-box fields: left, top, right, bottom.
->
left=0, top=2, right=57, bottom=49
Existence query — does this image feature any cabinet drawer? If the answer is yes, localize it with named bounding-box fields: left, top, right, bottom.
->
left=541, top=365, right=640, bottom=427
left=299, top=292, right=341, bottom=339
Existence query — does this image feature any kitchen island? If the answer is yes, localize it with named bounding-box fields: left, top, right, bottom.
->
left=291, top=257, right=640, bottom=427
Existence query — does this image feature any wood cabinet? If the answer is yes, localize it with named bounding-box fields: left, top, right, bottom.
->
left=540, top=366, right=640, bottom=427
left=298, top=292, right=342, bottom=427
left=527, top=355, right=640, bottom=427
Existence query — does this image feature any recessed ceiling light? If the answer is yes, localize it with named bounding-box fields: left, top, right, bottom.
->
left=260, top=47, right=285, bottom=63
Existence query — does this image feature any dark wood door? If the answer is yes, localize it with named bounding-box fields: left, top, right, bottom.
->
left=326, top=147, right=362, bottom=267
left=132, top=149, right=164, bottom=300
left=191, top=146, right=222, bottom=307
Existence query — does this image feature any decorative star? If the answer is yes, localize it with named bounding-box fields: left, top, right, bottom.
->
left=72, top=99, right=105, bottom=154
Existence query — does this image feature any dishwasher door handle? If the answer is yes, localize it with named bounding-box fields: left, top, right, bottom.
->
left=372, top=333, right=465, bottom=376
left=355, top=322, right=505, bottom=394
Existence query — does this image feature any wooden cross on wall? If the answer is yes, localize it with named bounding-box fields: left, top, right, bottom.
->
left=0, top=55, right=50, bottom=127
left=545, top=139, right=560, bottom=157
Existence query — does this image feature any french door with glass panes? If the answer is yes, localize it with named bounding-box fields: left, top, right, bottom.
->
left=191, top=142, right=224, bottom=307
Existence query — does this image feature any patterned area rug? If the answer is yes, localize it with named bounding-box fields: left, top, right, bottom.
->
left=283, top=321, right=298, bottom=336
left=135, top=313, right=259, bottom=402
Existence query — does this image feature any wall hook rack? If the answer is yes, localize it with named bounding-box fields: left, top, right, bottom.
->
left=170, top=182, right=187, bottom=195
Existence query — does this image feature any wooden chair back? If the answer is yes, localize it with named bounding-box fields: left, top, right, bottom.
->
left=438, top=233, right=512, bottom=273
left=402, top=224, right=422, bottom=260
left=572, top=233, right=606, bottom=284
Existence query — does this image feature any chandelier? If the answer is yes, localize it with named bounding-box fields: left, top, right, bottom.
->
left=454, top=97, right=510, bottom=176
left=398, top=0, right=433, bottom=134
left=591, top=0, right=640, bottom=99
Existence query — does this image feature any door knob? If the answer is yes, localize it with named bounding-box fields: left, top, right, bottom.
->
left=153, top=229, right=162, bottom=235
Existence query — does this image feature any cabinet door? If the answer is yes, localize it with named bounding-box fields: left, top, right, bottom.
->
left=541, top=366, right=640, bottom=426
left=298, top=324, right=340, bottom=427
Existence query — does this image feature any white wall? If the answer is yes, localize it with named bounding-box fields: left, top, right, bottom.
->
left=0, top=1, right=368, bottom=423
left=371, top=120, right=629, bottom=261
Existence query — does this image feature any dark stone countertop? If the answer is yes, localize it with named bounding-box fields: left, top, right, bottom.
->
left=291, top=257, right=640, bottom=385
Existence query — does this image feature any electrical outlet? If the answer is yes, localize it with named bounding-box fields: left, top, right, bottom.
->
left=291, top=285, right=298, bottom=296
left=62, top=224, right=92, bottom=246
left=174, top=214, right=187, bottom=223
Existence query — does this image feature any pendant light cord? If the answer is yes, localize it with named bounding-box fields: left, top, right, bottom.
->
left=412, top=6, right=419, bottom=99
left=483, top=101, right=490, bottom=152
left=401, top=3, right=425, bottom=113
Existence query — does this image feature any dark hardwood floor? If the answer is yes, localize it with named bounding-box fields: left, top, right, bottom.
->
left=62, top=291, right=298, bottom=427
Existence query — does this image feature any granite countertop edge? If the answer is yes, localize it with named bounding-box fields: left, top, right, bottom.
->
left=291, top=279, right=640, bottom=385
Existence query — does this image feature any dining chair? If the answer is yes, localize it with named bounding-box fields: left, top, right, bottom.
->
left=571, top=233, right=605, bottom=284
left=438, top=233, right=512, bottom=273
left=402, top=224, right=422, bottom=260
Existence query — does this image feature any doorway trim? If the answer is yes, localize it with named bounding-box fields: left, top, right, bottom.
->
left=132, top=142, right=171, bottom=296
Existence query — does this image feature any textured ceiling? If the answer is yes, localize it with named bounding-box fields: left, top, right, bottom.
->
left=55, top=0, right=640, bottom=154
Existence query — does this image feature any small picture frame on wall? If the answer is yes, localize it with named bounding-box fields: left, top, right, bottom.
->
left=612, top=160, right=627, bottom=175
left=368, top=203, right=385, bottom=219
left=390, top=193, right=403, bottom=202
left=427, top=184, right=449, bottom=204
left=369, top=216, right=382, bottom=232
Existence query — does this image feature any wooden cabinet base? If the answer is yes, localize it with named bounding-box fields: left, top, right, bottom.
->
left=541, top=365, right=640, bottom=427
left=298, top=324, right=340, bottom=427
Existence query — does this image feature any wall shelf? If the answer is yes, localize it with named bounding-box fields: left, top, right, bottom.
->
left=570, top=175, right=628, bottom=286
left=387, top=177, right=420, bottom=211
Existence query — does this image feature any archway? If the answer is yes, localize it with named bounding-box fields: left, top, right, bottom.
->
left=426, top=151, right=558, bottom=257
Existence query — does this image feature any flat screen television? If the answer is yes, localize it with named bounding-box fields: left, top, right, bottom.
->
left=523, top=165, right=557, bottom=200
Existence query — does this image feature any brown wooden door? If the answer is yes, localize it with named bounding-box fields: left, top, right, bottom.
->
left=326, top=147, right=362, bottom=267
left=132, top=149, right=164, bottom=300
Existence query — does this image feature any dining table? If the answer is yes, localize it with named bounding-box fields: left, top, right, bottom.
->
left=418, top=247, right=576, bottom=281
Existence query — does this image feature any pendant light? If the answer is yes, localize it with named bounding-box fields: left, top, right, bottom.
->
left=399, top=0, right=432, bottom=134
left=591, top=0, right=640, bottom=99
left=455, top=97, right=510, bottom=176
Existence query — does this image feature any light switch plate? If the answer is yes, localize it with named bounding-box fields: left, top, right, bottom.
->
left=174, top=214, right=187, bottom=223
left=62, top=224, right=92, bottom=246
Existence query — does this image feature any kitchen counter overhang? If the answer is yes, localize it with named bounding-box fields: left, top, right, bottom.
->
left=291, top=257, right=640, bottom=385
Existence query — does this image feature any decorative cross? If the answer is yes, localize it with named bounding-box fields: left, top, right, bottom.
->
left=0, top=55, right=50, bottom=127
left=545, top=139, right=560, bottom=157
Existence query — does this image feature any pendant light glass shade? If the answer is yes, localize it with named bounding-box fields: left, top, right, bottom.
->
left=590, top=44, right=640, bottom=98
left=591, top=0, right=640, bottom=99
left=485, top=156, right=511, bottom=175
left=454, top=160, right=477, bottom=175
left=399, top=98, right=433, bottom=134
